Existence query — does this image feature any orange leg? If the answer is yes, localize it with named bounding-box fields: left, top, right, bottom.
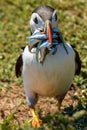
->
left=30, top=108, right=42, bottom=128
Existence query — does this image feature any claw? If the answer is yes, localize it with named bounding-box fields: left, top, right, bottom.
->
left=32, top=115, right=42, bottom=128
left=30, top=108, right=43, bottom=128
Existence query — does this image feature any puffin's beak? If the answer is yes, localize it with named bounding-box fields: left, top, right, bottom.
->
left=44, top=20, right=52, bottom=46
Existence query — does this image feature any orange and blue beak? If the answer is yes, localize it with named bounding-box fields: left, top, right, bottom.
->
left=44, top=20, right=53, bottom=46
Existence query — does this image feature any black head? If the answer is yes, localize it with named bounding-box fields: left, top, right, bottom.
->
left=33, top=5, right=55, bottom=22
left=30, top=5, right=58, bottom=33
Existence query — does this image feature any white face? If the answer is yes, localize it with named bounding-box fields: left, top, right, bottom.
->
left=30, top=10, right=58, bottom=33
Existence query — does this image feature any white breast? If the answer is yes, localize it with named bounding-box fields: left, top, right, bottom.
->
left=22, top=43, right=75, bottom=97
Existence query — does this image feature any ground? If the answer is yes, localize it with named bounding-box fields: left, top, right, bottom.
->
left=0, top=84, right=87, bottom=130
left=0, top=0, right=87, bottom=130
left=1, top=84, right=77, bottom=124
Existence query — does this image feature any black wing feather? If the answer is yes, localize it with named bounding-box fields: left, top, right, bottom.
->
left=74, top=49, right=81, bottom=75
left=15, top=54, right=23, bottom=77
left=71, top=45, right=81, bottom=75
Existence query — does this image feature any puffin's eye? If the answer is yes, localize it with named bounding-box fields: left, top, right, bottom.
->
left=54, top=13, right=57, bottom=21
left=34, top=17, right=38, bottom=24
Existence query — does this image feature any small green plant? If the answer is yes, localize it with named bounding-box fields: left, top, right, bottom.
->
left=0, top=111, right=17, bottom=130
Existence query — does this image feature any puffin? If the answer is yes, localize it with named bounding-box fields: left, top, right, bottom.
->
left=15, top=5, right=81, bottom=128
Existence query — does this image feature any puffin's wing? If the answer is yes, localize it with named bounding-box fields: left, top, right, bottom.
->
left=15, top=54, right=23, bottom=77
left=72, top=46, right=81, bottom=75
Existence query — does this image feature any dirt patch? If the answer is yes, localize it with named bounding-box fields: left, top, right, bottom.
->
left=0, top=83, right=78, bottom=125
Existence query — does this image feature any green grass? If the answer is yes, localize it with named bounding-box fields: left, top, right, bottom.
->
left=0, top=0, right=87, bottom=130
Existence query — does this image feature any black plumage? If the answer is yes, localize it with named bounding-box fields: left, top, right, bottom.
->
left=15, top=54, right=23, bottom=77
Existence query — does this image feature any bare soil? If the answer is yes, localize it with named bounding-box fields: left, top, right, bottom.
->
left=0, top=83, right=79, bottom=126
